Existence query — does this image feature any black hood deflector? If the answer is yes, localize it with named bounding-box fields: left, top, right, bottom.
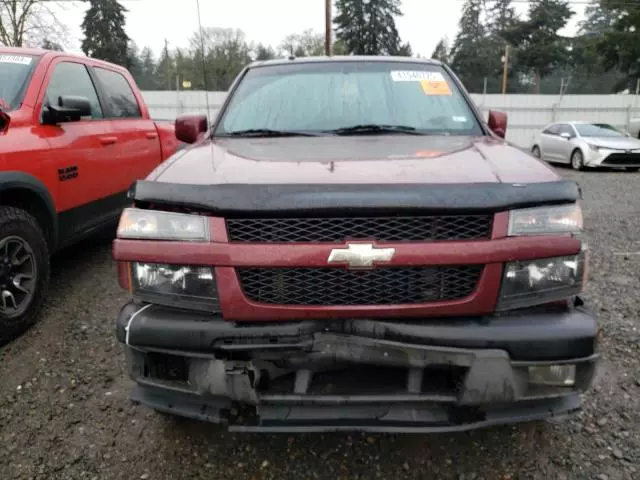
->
left=129, top=180, right=582, bottom=217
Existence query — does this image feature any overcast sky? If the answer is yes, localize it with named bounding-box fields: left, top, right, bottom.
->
left=58, top=0, right=586, bottom=57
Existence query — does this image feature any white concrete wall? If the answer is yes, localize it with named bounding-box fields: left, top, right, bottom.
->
left=142, top=90, right=640, bottom=148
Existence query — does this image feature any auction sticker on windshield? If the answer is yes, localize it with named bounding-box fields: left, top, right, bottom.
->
left=0, top=55, right=32, bottom=65
left=390, top=70, right=452, bottom=96
left=391, top=71, right=446, bottom=82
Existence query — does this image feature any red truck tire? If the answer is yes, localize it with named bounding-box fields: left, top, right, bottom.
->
left=0, top=206, right=50, bottom=346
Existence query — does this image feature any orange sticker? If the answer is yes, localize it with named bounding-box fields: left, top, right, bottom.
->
left=415, top=150, right=443, bottom=158
left=420, top=79, right=452, bottom=96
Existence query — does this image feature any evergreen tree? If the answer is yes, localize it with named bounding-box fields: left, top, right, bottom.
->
left=135, top=47, right=160, bottom=90
left=431, top=37, right=451, bottom=64
left=81, top=0, right=130, bottom=67
left=566, top=1, right=626, bottom=93
left=155, top=42, right=175, bottom=90
left=334, top=0, right=406, bottom=55
left=485, top=0, right=519, bottom=92
left=504, top=0, right=574, bottom=93
left=597, top=0, right=640, bottom=90
left=486, top=0, right=517, bottom=37
left=450, top=0, right=493, bottom=92
left=126, top=41, right=143, bottom=85
left=254, top=43, right=276, bottom=61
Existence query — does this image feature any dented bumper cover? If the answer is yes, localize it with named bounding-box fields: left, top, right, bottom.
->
left=116, top=301, right=598, bottom=433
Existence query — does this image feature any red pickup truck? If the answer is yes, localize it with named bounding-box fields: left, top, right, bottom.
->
left=113, top=56, right=597, bottom=433
left=0, top=47, right=180, bottom=345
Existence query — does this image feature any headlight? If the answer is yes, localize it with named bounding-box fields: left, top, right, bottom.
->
left=508, top=204, right=583, bottom=236
left=497, top=251, right=587, bottom=311
left=587, top=144, right=601, bottom=151
left=117, top=208, right=209, bottom=241
left=132, top=262, right=219, bottom=312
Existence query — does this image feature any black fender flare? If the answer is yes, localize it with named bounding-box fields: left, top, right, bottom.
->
left=0, top=171, right=58, bottom=247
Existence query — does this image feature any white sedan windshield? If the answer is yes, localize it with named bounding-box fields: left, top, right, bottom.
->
left=217, top=61, right=482, bottom=136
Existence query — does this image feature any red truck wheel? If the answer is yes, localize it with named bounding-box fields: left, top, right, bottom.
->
left=0, top=206, right=50, bottom=346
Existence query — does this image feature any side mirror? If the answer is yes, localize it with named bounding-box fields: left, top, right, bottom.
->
left=487, top=110, right=507, bottom=139
left=43, top=95, right=92, bottom=124
left=560, top=132, right=572, bottom=140
left=175, top=114, right=208, bottom=144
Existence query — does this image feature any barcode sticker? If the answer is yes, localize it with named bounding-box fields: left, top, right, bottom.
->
left=391, top=71, right=445, bottom=82
left=0, top=55, right=33, bottom=65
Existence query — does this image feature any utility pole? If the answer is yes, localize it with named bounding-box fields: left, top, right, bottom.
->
left=325, top=0, right=332, bottom=56
left=501, top=44, right=509, bottom=95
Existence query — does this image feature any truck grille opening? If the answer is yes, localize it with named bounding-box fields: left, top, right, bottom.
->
left=262, top=365, right=468, bottom=397
left=226, top=215, right=493, bottom=243
left=237, top=266, right=482, bottom=306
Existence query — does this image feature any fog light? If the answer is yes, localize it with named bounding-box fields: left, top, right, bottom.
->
left=528, top=364, right=576, bottom=387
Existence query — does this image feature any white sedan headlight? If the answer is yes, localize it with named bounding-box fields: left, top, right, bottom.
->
left=508, top=204, right=583, bottom=236
left=117, top=208, right=209, bottom=241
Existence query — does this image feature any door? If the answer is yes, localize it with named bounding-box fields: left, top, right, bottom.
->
left=35, top=59, right=119, bottom=243
left=539, top=123, right=561, bottom=161
left=91, top=66, right=162, bottom=194
left=556, top=123, right=577, bottom=163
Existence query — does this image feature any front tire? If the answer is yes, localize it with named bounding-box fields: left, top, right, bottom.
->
left=626, top=167, right=639, bottom=172
left=531, top=145, right=541, bottom=159
left=570, top=149, right=585, bottom=171
left=0, top=207, right=50, bottom=347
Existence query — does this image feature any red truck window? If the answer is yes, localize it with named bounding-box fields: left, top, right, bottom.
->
left=45, top=61, right=104, bottom=119
left=93, top=67, right=142, bottom=119
left=0, top=54, right=37, bottom=111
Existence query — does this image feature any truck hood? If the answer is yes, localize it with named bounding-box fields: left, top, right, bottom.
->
left=149, top=135, right=559, bottom=185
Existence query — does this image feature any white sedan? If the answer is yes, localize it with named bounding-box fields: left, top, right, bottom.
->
left=531, top=121, right=640, bottom=172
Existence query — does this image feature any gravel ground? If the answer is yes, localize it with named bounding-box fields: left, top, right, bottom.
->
left=0, top=167, right=638, bottom=480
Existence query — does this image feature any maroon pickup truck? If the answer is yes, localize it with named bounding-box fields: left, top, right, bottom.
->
left=112, top=56, right=597, bottom=433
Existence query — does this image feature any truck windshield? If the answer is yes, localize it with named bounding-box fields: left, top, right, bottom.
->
left=0, top=54, right=38, bottom=111
left=215, top=61, right=483, bottom=136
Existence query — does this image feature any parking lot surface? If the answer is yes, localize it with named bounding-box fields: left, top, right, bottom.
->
left=0, top=168, right=638, bottom=480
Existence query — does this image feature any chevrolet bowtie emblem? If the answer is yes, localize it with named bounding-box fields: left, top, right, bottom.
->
left=327, top=243, right=396, bottom=269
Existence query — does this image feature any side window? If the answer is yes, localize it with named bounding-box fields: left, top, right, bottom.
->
left=557, top=124, right=575, bottom=137
left=45, top=62, right=103, bottom=119
left=543, top=124, right=559, bottom=135
left=93, top=67, right=142, bottom=119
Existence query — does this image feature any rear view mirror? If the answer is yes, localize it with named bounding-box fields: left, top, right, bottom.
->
left=560, top=132, right=572, bottom=140
left=175, top=114, right=208, bottom=144
left=488, top=110, right=507, bottom=139
left=43, top=95, right=92, bottom=124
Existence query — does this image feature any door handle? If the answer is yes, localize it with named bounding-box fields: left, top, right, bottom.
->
left=100, top=136, right=118, bottom=146
left=146, top=132, right=158, bottom=139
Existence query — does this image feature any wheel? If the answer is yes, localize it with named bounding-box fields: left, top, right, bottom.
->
left=626, top=167, right=639, bottom=172
left=570, top=149, right=585, bottom=171
left=531, top=145, right=541, bottom=158
left=0, top=206, right=50, bottom=346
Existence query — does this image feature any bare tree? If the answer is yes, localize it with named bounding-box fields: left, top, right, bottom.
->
left=0, top=0, right=69, bottom=48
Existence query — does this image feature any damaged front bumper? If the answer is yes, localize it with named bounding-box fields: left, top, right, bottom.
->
left=116, top=301, right=598, bottom=433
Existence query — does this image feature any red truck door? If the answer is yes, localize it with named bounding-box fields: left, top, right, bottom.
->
left=34, top=58, right=122, bottom=242
left=90, top=66, right=162, bottom=191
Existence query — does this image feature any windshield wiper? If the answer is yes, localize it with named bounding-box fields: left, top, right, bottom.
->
left=327, top=124, right=423, bottom=135
left=223, top=128, right=323, bottom=138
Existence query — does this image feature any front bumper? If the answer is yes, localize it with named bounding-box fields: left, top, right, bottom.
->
left=585, top=148, right=640, bottom=168
left=117, top=301, right=598, bottom=433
